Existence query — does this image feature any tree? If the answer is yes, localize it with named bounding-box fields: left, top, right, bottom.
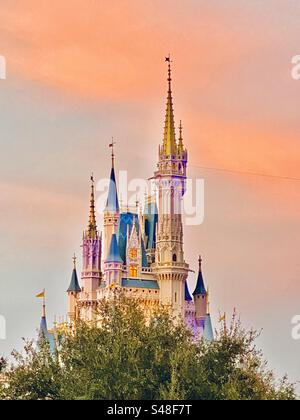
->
left=0, top=294, right=296, bottom=400
left=0, top=357, right=6, bottom=373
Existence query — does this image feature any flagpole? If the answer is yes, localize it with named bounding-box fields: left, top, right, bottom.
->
left=42, top=289, right=46, bottom=318
left=109, top=138, right=116, bottom=168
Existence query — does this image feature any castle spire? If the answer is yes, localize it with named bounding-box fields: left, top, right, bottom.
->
left=87, top=174, right=97, bottom=239
left=193, top=255, right=207, bottom=296
left=67, top=254, right=81, bottom=293
left=178, top=120, right=184, bottom=155
left=38, top=289, right=48, bottom=340
left=110, top=138, right=116, bottom=168
left=105, top=144, right=119, bottom=213
left=73, top=253, right=77, bottom=270
left=163, top=56, right=177, bottom=156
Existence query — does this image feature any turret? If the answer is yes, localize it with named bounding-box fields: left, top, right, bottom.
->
left=67, top=255, right=81, bottom=322
left=103, top=144, right=120, bottom=259
left=103, top=233, right=123, bottom=287
left=193, top=256, right=208, bottom=322
left=81, top=175, right=102, bottom=297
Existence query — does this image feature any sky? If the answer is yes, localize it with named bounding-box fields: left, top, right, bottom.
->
left=0, top=0, right=300, bottom=386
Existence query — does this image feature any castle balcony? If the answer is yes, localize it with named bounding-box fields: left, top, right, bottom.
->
left=153, top=261, right=189, bottom=270
left=154, top=169, right=186, bottom=178
left=121, top=266, right=153, bottom=275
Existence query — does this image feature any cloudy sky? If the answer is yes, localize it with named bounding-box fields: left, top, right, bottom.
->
left=0, top=0, right=300, bottom=384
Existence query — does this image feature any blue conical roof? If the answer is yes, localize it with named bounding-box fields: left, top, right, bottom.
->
left=39, top=316, right=56, bottom=353
left=193, top=257, right=207, bottom=296
left=105, top=166, right=119, bottom=213
left=106, top=234, right=123, bottom=263
left=67, top=268, right=81, bottom=293
left=39, top=316, right=48, bottom=339
left=203, top=314, right=214, bottom=342
left=185, top=281, right=193, bottom=301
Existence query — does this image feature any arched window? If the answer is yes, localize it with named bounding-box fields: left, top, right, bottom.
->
left=129, top=248, right=138, bottom=259
left=173, top=253, right=177, bottom=262
left=129, top=265, right=138, bottom=278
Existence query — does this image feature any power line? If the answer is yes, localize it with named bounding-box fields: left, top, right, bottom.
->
left=190, top=164, right=300, bottom=182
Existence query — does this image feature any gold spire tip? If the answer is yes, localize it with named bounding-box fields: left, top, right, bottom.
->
left=165, top=55, right=172, bottom=89
left=198, top=255, right=202, bottom=270
left=109, top=138, right=116, bottom=167
left=73, top=253, right=77, bottom=269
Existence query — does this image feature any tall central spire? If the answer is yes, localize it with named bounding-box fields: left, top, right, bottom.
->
left=88, top=174, right=97, bottom=239
left=163, top=56, right=177, bottom=156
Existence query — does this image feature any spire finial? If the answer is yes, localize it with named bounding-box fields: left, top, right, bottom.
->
left=163, top=55, right=177, bottom=156
left=87, top=174, right=97, bottom=238
left=73, top=253, right=77, bottom=270
left=198, top=255, right=202, bottom=271
left=165, top=55, right=172, bottom=91
left=42, top=289, right=46, bottom=318
left=178, top=120, right=184, bottom=154
left=109, top=138, right=116, bottom=168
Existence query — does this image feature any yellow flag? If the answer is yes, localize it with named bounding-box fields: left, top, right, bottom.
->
left=36, top=291, right=45, bottom=299
left=219, top=313, right=226, bottom=323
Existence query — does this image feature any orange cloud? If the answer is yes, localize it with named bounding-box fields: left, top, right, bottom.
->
left=0, top=1, right=299, bottom=194
left=0, top=1, right=265, bottom=101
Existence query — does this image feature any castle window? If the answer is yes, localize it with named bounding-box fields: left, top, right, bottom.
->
left=129, top=265, right=138, bottom=278
left=172, top=254, right=177, bottom=262
left=129, top=248, right=138, bottom=259
left=175, top=292, right=177, bottom=303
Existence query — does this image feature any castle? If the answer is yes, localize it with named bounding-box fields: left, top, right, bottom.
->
left=40, top=59, right=213, bottom=343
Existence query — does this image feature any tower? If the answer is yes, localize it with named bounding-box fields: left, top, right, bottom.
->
left=67, top=254, right=81, bottom=322
left=193, top=256, right=208, bottom=325
left=153, top=58, right=189, bottom=318
left=103, top=146, right=120, bottom=260
left=81, top=175, right=102, bottom=299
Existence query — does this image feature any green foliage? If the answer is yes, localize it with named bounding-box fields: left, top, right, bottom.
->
left=0, top=357, right=7, bottom=373
left=0, top=294, right=296, bottom=400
